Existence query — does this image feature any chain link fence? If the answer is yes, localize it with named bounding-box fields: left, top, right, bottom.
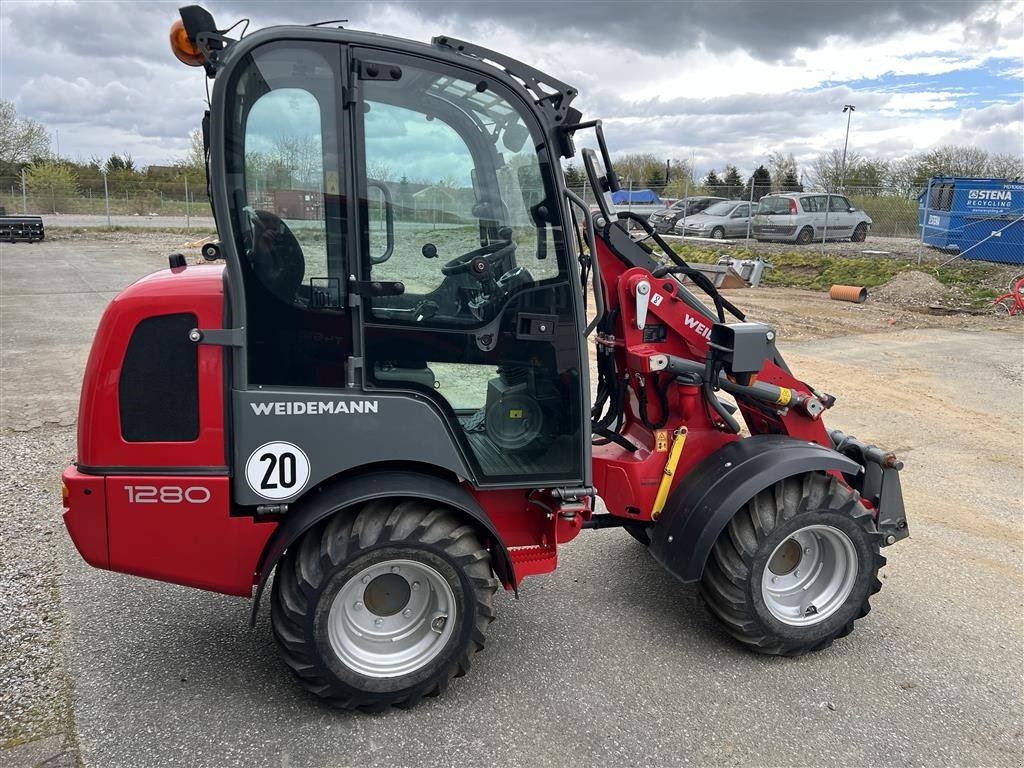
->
left=0, top=176, right=210, bottom=219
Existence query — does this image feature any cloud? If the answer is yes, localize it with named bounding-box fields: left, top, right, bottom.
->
left=0, top=0, right=1020, bottom=173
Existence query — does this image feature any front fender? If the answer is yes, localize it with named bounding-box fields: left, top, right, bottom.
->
left=249, top=469, right=515, bottom=625
left=649, top=435, right=862, bottom=583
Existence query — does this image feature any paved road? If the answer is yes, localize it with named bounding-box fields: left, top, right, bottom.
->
left=2, top=238, right=1022, bottom=766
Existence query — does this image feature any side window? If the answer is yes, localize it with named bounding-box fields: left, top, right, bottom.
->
left=226, top=42, right=349, bottom=388
left=362, top=61, right=565, bottom=328
left=802, top=195, right=826, bottom=213
left=245, top=90, right=327, bottom=285
left=829, top=195, right=851, bottom=212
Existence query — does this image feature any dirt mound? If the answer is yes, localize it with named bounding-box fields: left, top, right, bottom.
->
left=870, top=270, right=949, bottom=308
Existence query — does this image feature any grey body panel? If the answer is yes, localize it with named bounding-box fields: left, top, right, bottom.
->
left=233, top=389, right=471, bottom=505
left=648, top=435, right=862, bottom=583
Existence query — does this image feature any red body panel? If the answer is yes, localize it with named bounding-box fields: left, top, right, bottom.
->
left=588, top=238, right=834, bottom=522
left=62, top=466, right=108, bottom=568
left=77, top=265, right=227, bottom=469
left=105, top=476, right=275, bottom=596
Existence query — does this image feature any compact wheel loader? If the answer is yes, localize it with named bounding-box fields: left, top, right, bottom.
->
left=61, top=6, right=910, bottom=711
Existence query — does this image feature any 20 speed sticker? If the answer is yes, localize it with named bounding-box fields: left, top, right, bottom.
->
left=245, top=441, right=311, bottom=500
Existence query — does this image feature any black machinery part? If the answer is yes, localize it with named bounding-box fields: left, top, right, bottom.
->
left=649, top=435, right=864, bottom=583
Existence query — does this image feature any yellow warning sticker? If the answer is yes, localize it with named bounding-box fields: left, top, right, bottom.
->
left=509, top=409, right=524, bottom=419
left=776, top=388, right=792, bottom=406
left=655, top=429, right=669, bottom=452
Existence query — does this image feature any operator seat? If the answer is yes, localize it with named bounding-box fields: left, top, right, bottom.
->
left=249, top=209, right=305, bottom=303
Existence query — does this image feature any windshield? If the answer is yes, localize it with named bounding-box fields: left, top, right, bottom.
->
left=703, top=202, right=736, bottom=216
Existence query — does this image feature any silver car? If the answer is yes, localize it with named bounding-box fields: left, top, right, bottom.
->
left=673, top=200, right=753, bottom=239
left=752, top=193, right=872, bottom=244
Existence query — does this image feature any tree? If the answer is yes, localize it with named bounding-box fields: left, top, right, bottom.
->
left=612, top=152, right=667, bottom=189
left=743, top=165, right=772, bottom=202
left=704, top=168, right=720, bottom=195
left=180, top=127, right=205, bottom=170
left=0, top=100, right=51, bottom=173
left=808, top=149, right=865, bottom=191
left=720, top=165, right=743, bottom=199
left=563, top=162, right=585, bottom=192
left=105, top=153, right=136, bottom=173
left=25, top=161, right=78, bottom=212
left=766, top=152, right=798, bottom=192
left=780, top=169, right=803, bottom=192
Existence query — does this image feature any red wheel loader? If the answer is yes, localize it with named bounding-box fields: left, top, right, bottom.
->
left=61, top=6, right=909, bottom=711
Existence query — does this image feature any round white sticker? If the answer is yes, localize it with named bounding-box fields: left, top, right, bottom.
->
left=245, top=441, right=311, bottom=500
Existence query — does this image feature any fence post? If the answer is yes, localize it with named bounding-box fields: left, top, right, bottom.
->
left=747, top=180, right=755, bottom=241
left=821, top=188, right=831, bottom=250
left=21, top=167, right=27, bottom=213
left=103, top=171, right=111, bottom=227
left=184, top=175, right=191, bottom=231
left=681, top=177, right=689, bottom=236
left=51, top=185, right=56, bottom=214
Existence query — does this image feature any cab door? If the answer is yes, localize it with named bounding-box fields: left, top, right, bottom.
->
left=350, top=49, right=588, bottom=488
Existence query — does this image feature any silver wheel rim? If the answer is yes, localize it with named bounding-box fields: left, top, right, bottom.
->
left=761, top=525, right=858, bottom=626
left=327, top=559, right=456, bottom=678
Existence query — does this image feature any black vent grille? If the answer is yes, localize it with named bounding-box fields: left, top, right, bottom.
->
left=119, top=313, right=200, bottom=442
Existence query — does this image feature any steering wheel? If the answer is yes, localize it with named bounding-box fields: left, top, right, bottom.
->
left=441, top=240, right=517, bottom=277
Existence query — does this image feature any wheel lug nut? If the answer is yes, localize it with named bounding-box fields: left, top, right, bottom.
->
left=361, top=576, right=369, bottom=584
left=804, top=547, right=811, bottom=554
left=412, top=581, right=420, bottom=591
left=431, top=616, right=447, bottom=632
left=771, top=577, right=778, bottom=584
left=354, top=601, right=363, bottom=611
left=794, top=570, right=800, bottom=577
left=391, top=565, right=400, bottom=573
left=375, top=618, right=383, bottom=626
left=402, top=609, right=411, bottom=617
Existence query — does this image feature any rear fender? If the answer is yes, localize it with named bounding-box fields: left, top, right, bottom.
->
left=649, top=435, right=862, bottom=583
left=249, top=469, right=515, bottom=625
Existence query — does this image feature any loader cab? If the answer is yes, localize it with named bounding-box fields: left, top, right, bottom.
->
left=214, top=33, right=589, bottom=494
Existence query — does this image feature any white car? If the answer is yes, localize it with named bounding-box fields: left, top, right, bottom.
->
left=752, top=193, right=872, bottom=243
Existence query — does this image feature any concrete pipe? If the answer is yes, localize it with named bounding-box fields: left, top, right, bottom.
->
left=830, top=284, right=868, bottom=303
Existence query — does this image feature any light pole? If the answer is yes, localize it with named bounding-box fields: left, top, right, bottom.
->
left=839, top=104, right=856, bottom=191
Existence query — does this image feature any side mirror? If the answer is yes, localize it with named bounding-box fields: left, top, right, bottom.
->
left=367, top=180, right=395, bottom=265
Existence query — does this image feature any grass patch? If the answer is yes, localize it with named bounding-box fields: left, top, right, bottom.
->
left=658, top=241, right=1007, bottom=306
left=46, top=226, right=218, bottom=238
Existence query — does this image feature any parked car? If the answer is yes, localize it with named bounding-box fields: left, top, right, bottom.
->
left=647, top=196, right=727, bottom=233
left=673, top=200, right=754, bottom=239
left=752, top=193, right=872, bottom=244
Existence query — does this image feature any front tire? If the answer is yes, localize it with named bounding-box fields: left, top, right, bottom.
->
left=851, top=223, right=868, bottom=242
left=796, top=226, right=814, bottom=245
left=270, top=500, right=498, bottom=710
left=700, top=473, right=884, bottom=657
left=710, top=226, right=725, bottom=240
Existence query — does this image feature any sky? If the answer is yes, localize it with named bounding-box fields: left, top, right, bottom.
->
left=1, top=0, right=1022, bottom=182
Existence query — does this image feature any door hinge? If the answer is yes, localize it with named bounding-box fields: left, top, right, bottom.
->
left=188, top=327, right=244, bottom=347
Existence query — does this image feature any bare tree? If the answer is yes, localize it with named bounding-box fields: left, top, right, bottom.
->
left=766, top=152, right=798, bottom=191
left=808, top=149, right=864, bottom=191
left=0, top=100, right=51, bottom=171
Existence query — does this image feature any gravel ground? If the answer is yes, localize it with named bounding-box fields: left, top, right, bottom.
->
left=0, top=427, right=77, bottom=766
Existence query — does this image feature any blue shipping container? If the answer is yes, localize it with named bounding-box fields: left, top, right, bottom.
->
left=918, top=177, right=1023, bottom=264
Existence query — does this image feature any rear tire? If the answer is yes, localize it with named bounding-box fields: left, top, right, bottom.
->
left=710, top=227, right=725, bottom=240
left=270, top=499, right=498, bottom=711
left=796, top=227, right=814, bottom=245
left=700, top=473, right=884, bottom=657
left=851, top=223, right=868, bottom=242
